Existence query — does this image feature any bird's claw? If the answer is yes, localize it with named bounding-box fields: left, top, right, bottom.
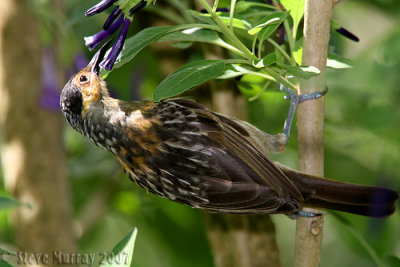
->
left=281, top=85, right=328, bottom=140
left=289, top=210, right=323, bottom=220
left=280, top=84, right=328, bottom=105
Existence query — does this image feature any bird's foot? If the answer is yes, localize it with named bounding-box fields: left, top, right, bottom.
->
left=281, top=85, right=328, bottom=140
left=289, top=210, right=324, bottom=219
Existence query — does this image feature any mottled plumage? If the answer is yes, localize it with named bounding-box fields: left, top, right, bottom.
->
left=60, top=45, right=398, bottom=217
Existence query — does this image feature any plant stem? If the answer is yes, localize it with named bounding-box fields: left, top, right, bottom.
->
left=283, top=19, right=295, bottom=64
left=295, top=0, right=333, bottom=266
left=229, top=0, right=237, bottom=30
left=262, top=67, right=296, bottom=90
left=198, top=0, right=255, bottom=61
left=267, top=38, right=293, bottom=64
left=212, top=0, right=219, bottom=12
left=249, top=80, right=270, bottom=101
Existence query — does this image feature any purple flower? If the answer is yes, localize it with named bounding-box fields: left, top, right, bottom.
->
left=40, top=48, right=61, bottom=111
left=103, top=6, right=122, bottom=30
left=85, top=0, right=118, bottom=16
left=84, top=15, right=124, bottom=51
left=84, top=0, right=148, bottom=71
left=129, top=0, right=147, bottom=15
left=101, top=18, right=131, bottom=71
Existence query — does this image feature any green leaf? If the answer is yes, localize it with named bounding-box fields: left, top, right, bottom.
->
left=293, top=37, right=303, bottom=65
left=248, top=12, right=287, bottom=36
left=327, top=53, right=354, bottom=69
left=281, top=64, right=320, bottom=79
left=99, top=228, right=138, bottom=267
left=169, top=42, right=193, bottom=49
left=159, top=28, right=243, bottom=56
left=0, top=196, right=29, bottom=211
left=159, top=28, right=223, bottom=46
left=153, top=60, right=226, bottom=101
left=0, top=247, right=16, bottom=267
left=112, top=26, right=179, bottom=70
left=252, top=53, right=276, bottom=68
left=0, top=248, right=16, bottom=256
left=275, top=47, right=284, bottom=64
left=257, top=23, right=281, bottom=42
left=186, top=10, right=216, bottom=25
left=217, top=64, right=255, bottom=79
left=235, top=2, right=276, bottom=13
left=187, top=10, right=252, bottom=30
left=214, top=12, right=252, bottom=30
left=281, top=0, right=305, bottom=34
left=0, top=259, right=13, bottom=267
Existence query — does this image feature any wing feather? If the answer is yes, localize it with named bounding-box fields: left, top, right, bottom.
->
left=149, top=100, right=303, bottom=214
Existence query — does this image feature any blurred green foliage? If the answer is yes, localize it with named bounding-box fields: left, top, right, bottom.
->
left=0, top=0, right=399, bottom=266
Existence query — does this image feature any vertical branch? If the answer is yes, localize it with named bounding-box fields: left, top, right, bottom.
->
left=0, top=0, right=76, bottom=254
left=295, top=0, right=333, bottom=266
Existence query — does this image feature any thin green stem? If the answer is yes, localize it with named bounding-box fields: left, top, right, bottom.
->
left=229, top=0, right=237, bottom=30
left=198, top=0, right=256, bottom=61
left=212, top=0, right=220, bottom=12
left=218, top=42, right=247, bottom=58
left=283, top=19, right=295, bottom=64
left=262, top=67, right=297, bottom=90
left=249, top=71, right=276, bottom=82
left=249, top=80, right=270, bottom=101
left=267, top=38, right=293, bottom=64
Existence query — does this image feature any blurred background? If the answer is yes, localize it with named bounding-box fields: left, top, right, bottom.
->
left=0, top=0, right=399, bottom=266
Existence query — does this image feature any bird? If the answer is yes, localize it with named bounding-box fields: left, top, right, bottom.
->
left=60, top=42, right=398, bottom=218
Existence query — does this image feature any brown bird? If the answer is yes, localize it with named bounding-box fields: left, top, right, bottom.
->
left=60, top=43, right=398, bottom=218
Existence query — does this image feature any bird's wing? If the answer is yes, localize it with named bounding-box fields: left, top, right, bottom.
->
left=150, top=99, right=303, bottom=214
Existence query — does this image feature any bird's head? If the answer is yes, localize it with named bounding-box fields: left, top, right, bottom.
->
left=60, top=41, right=112, bottom=130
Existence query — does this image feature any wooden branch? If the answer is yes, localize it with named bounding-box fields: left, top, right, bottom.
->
left=295, top=0, right=333, bottom=266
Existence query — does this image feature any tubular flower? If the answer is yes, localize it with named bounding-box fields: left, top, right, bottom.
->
left=84, top=0, right=148, bottom=70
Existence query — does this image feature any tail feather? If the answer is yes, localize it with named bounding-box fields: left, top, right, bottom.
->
left=281, top=168, right=399, bottom=218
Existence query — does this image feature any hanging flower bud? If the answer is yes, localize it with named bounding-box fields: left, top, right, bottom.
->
left=84, top=0, right=149, bottom=70
left=85, top=0, right=118, bottom=16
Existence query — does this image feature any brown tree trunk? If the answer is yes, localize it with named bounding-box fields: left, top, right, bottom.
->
left=0, top=0, right=76, bottom=264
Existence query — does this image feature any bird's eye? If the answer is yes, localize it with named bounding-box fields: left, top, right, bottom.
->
left=79, top=75, right=89, bottom=84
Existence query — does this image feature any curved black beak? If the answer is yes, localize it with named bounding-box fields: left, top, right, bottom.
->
left=89, top=40, right=113, bottom=75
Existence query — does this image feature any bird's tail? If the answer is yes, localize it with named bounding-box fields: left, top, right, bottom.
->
left=281, top=168, right=399, bottom=217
